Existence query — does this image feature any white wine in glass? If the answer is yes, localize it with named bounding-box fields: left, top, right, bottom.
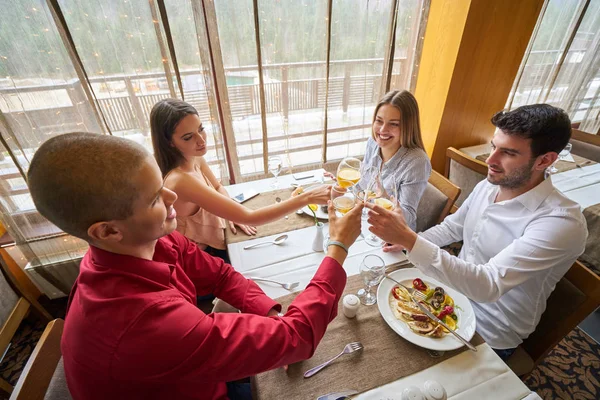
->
left=337, top=157, right=361, bottom=188
left=365, top=176, right=397, bottom=247
left=331, top=186, right=355, bottom=216
left=333, top=196, right=355, bottom=215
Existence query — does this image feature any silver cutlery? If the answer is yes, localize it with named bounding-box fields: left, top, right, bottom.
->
left=249, top=278, right=299, bottom=291
left=304, top=342, right=363, bottom=378
left=411, top=299, right=476, bottom=351
left=383, top=274, right=427, bottom=301
left=316, top=390, right=359, bottom=400
left=243, top=234, right=288, bottom=249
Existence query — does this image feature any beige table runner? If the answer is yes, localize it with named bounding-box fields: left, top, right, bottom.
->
left=253, top=273, right=484, bottom=400
left=225, top=188, right=318, bottom=245
left=476, top=152, right=596, bottom=174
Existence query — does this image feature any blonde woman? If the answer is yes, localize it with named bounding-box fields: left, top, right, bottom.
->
left=361, top=90, right=431, bottom=246
left=151, top=99, right=330, bottom=261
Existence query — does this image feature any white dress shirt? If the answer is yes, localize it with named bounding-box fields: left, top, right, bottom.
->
left=407, top=178, right=588, bottom=349
left=360, top=137, right=431, bottom=230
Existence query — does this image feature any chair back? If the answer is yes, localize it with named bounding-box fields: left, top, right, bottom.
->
left=10, top=319, right=71, bottom=400
left=521, top=260, right=600, bottom=365
left=571, top=129, right=600, bottom=163
left=0, top=268, right=19, bottom=326
left=416, top=170, right=461, bottom=233
left=444, top=147, right=487, bottom=207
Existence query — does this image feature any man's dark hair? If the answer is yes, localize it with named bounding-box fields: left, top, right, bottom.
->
left=491, top=104, right=571, bottom=157
left=27, top=132, right=150, bottom=240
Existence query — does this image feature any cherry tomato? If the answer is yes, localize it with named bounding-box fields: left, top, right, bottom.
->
left=412, top=278, right=427, bottom=291
left=392, top=287, right=402, bottom=300
left=436, top=305, right=454, bottom=320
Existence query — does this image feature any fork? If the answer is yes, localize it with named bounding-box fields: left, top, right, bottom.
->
left=249, top=277, right=299, bottom=291
left=304, top=342, right=363, bottom=378
left=384, top=274, right=427, bottom=301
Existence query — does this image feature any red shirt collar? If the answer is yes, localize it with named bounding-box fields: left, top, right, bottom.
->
left=87, top=236, right=180, bottom=286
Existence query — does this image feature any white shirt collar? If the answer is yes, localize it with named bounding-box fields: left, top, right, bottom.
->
left=488, top=178, right=555, bottom=212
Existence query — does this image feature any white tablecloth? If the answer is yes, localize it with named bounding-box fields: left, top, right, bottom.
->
left=225, top=170, right=539, bottom=399
left=357, top=343, right=538, bottom=400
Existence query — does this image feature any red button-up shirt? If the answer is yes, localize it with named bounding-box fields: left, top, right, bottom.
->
left=62, top=231, right=345, bottom=399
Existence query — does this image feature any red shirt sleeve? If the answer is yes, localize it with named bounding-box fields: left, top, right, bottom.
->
left=173, top=231, right=280, bottom=316
left=111, top=256, right=346, bottom=384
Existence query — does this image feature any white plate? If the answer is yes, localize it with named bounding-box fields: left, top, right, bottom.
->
left=377, top=268, right=476, bottom=351
left=301, top=205, right=329, bottom=220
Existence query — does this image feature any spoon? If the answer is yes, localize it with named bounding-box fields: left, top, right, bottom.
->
left=243, top=234, right=288, bottom=250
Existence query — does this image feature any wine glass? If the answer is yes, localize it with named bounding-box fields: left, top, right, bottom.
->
left=364, top=175, right=397, bottom=247
left=356, top=166, right=381, bottom=218
left=548, top=143, right=572, bottom=174
left=559, top=143, right=572, bottom=160
left=268, top=156, right=283, bottom=188
left=331, top=185, right=356, bottom=217
left=357, top=254, right=385, bottom=305
left=336, top=157, right=362, bottom=189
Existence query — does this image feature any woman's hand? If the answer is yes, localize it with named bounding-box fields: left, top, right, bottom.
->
left=228, top=221, right=257, bottom=236
left=303, top=184, right=331, bottom=205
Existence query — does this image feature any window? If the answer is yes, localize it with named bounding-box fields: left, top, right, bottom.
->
left=0, top=0, right=428, bottom=272
left=508, top=0, right=600, bottom=134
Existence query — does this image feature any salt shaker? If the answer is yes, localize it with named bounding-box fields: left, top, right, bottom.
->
left=342, top=294, right=360, bottom=318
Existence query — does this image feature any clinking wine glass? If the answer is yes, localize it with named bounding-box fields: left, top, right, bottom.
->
left=336, top=157, right=362, bottom=189
left=268, top=156, right=283, bottom=188
left=357, top=254, right=385, bottom=305
left=364, top=175, right=397, bottom=247
left=356, top=166, right=381, bottom=218
left=331, top=185, right=356, bottom=217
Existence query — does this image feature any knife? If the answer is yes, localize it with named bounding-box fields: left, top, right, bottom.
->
left=317, top=390, right=358, bottom=400
left=411, top=297, right=478, bottom=352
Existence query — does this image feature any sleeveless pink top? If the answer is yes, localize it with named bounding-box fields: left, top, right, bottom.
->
left=166, top=166, right=227, bottom=250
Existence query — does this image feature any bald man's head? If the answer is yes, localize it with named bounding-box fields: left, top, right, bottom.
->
left=28, top=133, right=150, bottom=240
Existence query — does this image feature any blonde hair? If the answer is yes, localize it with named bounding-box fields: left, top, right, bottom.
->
left=372, top=90, right=425, bottom=150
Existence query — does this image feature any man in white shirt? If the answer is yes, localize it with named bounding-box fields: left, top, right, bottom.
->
left=366, top=104, right=588, bottom=359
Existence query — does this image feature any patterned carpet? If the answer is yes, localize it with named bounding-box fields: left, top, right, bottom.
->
left=1, top=297, right=599, bottom=399
left=525, top=327, right=600, bottom=399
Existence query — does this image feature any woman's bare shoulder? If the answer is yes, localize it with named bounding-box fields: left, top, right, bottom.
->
left=164, top=168, right=206, bottom=190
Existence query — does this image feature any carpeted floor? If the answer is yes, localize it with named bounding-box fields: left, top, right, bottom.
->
left=1, top=309, right=599, bottom=399
left=525, top=327, right=600, bottom=400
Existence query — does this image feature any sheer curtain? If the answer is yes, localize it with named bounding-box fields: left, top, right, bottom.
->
left=508, top=0, right=600, bottom=134
left=0, top=0, right=428, bottom=297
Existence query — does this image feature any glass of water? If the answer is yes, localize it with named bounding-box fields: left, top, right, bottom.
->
left=357, top=254, right=385, bottom=305
left=268, top=156, right=283, bottom=188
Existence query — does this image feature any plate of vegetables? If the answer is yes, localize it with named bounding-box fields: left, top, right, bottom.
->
left=377, top=268, right=476, bottom=351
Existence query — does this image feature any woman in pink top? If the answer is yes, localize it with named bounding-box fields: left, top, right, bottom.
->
left=150, top=99, right=330, bottom=261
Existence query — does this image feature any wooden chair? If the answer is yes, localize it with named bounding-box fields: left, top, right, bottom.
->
left=0, top=245, right=53, bottom=395
left=444, top=147, right=488, bottom=208
left=10, top=319, right=71, bottom=400
left=415, top=170, right=461, bottom=232
left=571, top=128, right=600, bottom=163
left=506, top=260, right=600, bottom=377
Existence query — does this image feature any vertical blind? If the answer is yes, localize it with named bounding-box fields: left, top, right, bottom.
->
left=0, top=0, right=428, bottom=281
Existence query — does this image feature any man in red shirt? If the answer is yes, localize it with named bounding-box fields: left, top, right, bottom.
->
left=27, top=133, right=363, bottom=400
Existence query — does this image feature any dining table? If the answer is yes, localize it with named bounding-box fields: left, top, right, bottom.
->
left=225, top=169, right=542, bottom=399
